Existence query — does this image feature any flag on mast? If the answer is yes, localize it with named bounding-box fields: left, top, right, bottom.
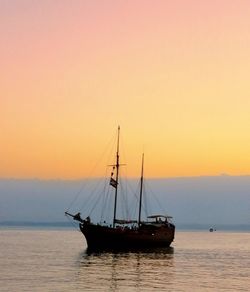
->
left=110, top=177, right=118, bottom=188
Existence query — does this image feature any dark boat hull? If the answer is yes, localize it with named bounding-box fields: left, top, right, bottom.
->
left=79, top=223, right=175, bottom=249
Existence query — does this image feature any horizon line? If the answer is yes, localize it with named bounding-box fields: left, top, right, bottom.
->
left=1, top=174, right=250, bottom=181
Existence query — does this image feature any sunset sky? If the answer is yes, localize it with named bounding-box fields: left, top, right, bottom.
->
left=1, top=0, right=250, bottom=179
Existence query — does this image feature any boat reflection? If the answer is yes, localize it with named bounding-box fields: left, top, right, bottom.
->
left=76, top=246, right=175, bottom=291
left=85, top=245, right=174, bottom=255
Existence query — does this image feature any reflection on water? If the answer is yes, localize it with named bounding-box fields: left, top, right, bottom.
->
left=85, top=246, right=174, bottom=256
left=1, top=230, right=249, bottom=291
left=77, top=247, right=175, bottom=291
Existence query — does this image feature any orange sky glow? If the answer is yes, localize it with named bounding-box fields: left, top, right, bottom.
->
left=1, top=0, right=250, bottom=179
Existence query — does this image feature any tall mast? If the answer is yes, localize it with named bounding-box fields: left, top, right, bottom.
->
left=138, top=153, right=144, bottom=226
left=113, top=126, right=120, bottom=228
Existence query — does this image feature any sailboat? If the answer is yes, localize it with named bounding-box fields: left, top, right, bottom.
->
left=65, top=127, right=175, bottom=250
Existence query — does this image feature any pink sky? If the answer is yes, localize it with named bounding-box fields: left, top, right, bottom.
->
left=1, top=0, right=250, bottom=178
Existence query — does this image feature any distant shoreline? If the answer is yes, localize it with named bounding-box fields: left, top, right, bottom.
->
left=0, top=221, right=249, bottom=232
left=0, top=221, right=73, bottom=229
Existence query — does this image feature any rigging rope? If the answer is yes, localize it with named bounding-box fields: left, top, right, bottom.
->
left=65, top=131, right=117, bottom=213
left=65, top=213, right=81, bottom=232
left=144, top=179, right=168, bottom=215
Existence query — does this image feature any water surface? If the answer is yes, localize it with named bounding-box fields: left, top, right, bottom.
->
left=0, top=229, right=249, bottom=291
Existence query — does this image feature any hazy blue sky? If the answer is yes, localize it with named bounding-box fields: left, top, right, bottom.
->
left=0, top=176, right=249, bottom=228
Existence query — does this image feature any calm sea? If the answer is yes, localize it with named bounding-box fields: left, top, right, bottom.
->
left=0, top=229, right=249, bottom=291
